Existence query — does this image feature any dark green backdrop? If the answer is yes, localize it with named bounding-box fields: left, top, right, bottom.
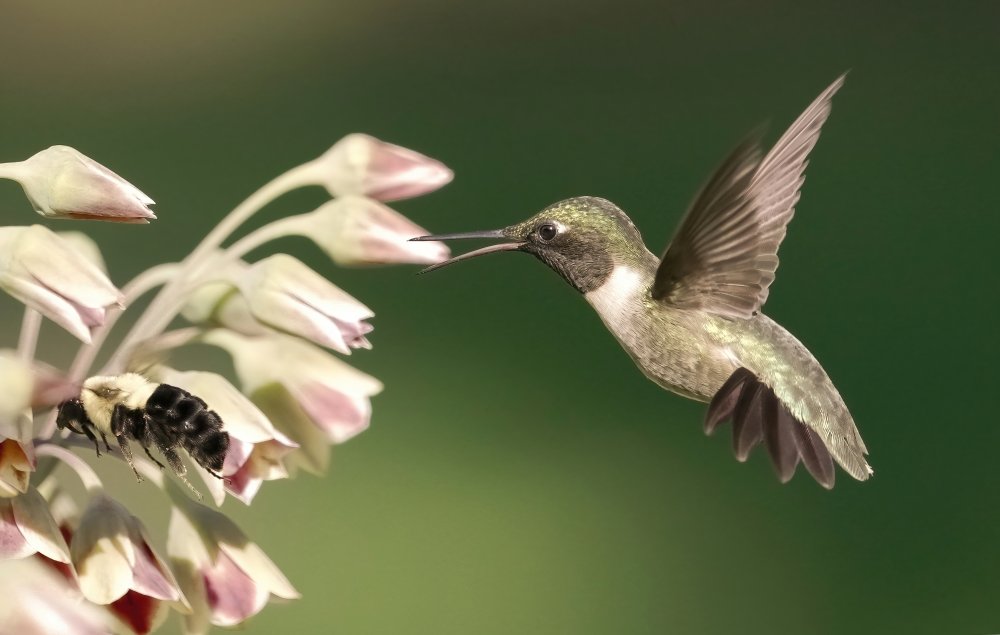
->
left=1, top=2, right=997, bottom=633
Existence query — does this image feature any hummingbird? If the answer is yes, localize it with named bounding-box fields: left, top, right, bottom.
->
left=412, top=75, right=871, bottom=489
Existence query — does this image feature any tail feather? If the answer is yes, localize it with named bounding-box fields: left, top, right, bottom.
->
left=705, top=367, right=839, bottom=489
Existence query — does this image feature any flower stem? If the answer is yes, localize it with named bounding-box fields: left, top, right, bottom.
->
left=34, top=443, right=103, bottom=494
left=0, top=161, right=26, bottom=181
left=102, top=164, right=315, bottom=375
left=17, top=307, right=41, bottom=363
left=68, top=262, right=179, bottom=383
left=224, top=215, right=302, bottom=262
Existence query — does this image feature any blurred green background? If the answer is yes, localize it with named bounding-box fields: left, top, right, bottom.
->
left=1, top=1, right=998, bottom=633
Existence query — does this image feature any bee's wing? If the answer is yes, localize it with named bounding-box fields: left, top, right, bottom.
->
left=650, top=75, right=844, bottom=318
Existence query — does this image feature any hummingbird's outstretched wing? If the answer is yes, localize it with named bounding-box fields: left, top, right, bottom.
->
left=651, top=76, right=845, bottom=318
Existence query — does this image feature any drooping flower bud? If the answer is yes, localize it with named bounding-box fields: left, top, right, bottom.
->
left=205, top=330, right=382, bottom=450
left=308, top=133, right=452, bottom=202
left=0, top=145, right=155, bottom=223
left=288, top=195, right=450, bottom=266
left=167, top=502, right=298, bottom=632
left=70, top=493, right=188, bottom=632
left=235, top=254, right=374, bottom=354
left=0, top=225, right=123, bottom=342
left=0, top=487, right=71, bottom=562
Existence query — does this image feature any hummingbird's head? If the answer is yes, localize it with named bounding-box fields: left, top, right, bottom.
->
left=412, top=196, right=649, bottom=293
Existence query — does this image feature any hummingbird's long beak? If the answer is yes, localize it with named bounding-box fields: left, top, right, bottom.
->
left=410, top=229, right=523, bottom=273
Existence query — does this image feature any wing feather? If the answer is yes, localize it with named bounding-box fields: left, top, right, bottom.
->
left=651, top=75, right=845, bottom=317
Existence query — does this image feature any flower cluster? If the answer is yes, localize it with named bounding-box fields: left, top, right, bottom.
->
left=0, top=135, right=451, bottom=633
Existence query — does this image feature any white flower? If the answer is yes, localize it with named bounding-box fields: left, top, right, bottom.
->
left=207, top=254, right=374, bottom=354
left=167, top=502, right=298, bottom=633
left=0, top=225, right=123, bottom=342
left=157, top=369, right=297, bottom=506
left=205, top=330, right=382, bottom=447
left=287, top=195, right=450, bottom=266
left=0, top=487, right=71, bottom=562
left=69, top=493, right=188, bottom=621
left=0, top=145, right=155, bottom=223
left=0, top=438, right=34, bottom=498
left=306, top=133, right=452, bottom=202
left=0, top=558, right=109, bottom=635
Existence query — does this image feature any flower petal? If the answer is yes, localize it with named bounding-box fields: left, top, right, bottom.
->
left=0, top=439, right=34, bottom=496
left=11, top=487, right=71, bottom=563
left=0, top=500, right=32, bottom=559
left=203, top=549, right=270, bottom=626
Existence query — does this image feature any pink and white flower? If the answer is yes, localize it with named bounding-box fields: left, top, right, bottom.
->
left=0, top=225, right=123, bottom=342
left=0, top=487, right=71, bottom=562
left=306, top=133, right=452, bottom=202
left=70, top=494, right=188, bottom=632
left=205, top=330, right=382, bottom=447
left=0, top=558, right=108, bottom=634
left=0, top=145, right=155, bottom=223
left=167, top=502, right=298, bottom=632
left=286, top=195, right=450, bottom=266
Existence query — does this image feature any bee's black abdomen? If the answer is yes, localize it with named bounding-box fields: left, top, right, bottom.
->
left=188, top=429, right=229, bottom=473
left=145, top=383, right=230, bottom=475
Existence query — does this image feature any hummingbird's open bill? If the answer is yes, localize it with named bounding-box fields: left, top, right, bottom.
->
left=412, top=74, right=871, bottom=489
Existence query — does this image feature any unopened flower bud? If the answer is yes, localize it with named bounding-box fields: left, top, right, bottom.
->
left=0, top=225, right=123, bottom=342
left=0, top=145, right=155, bottom=222
left=309, top=133, right=452, bottom=201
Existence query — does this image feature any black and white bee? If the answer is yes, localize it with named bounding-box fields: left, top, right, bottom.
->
left=57, top=373, right=230, bottom=489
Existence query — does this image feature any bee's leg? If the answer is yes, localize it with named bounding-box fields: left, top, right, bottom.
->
left=142, top=446, right=166, bottom=470
left=78, top=421, right=102, bottom=457
left=159, top=444, right=202, bottom=500
left=115, top=434, right=142, bottom=482
left=99, top=431, right=112, bottom=454
left=111, top=405, right=143, bottom=482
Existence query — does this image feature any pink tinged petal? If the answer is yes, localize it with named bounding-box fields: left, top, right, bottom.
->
left=17, top=227, right=121, bottom=308
left=203, top=549, right=270, bottom=626
left=0, top=275, right=95, bottom=342
left=217, top=542, right=298, bottom=603
left=12, top=488, right=71, bottom=563
left=241, top=255, right=374, bottom=353
left=0, top=559, right=109, bottom=634
left=295, top=381, right=372, bottom=443
left=249, top=383, right=332, bottom=475
left=0, top=226, right=122, bottom=342
left=129, top=540, right=181, bottom=602
left=223, top=440, right=295, bottom=505
left=0, top=500, right=33, bottom=559
left=317, top=134, right=453, bottom=202
left=221, top=464, right=263, bottom=506
left=252, top=289, right=350, bottom=353
left=222, top=438, right=253, bottom=475
left=301, top=197, right=450, bottom=266
left=17, top=145, right=155, bottom=222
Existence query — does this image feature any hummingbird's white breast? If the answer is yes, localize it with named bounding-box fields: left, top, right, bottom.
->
left=584, top=264, right=648, bottom=324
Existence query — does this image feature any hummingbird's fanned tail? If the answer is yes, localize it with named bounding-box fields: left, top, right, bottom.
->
left=705, top=367, right=838, bottom=489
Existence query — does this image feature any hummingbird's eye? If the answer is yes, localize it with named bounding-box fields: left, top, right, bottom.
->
left=538, top=223, right=558, bottom=242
